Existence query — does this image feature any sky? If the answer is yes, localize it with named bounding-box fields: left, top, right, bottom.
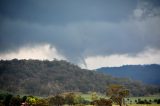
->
left=0, top=0, right=160, bottom=69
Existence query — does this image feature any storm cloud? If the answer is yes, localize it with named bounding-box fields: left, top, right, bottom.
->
left=0, top=0, right=160, bottom=68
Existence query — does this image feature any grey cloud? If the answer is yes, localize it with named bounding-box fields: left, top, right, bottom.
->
left=1, top=17, right=160, bottom=63
left=0, top=0, right=160, bottom=64
left=0, top=0, right=136, bottom=24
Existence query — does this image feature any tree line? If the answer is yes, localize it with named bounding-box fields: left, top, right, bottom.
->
left=0, top=84, right=160, bottom=106
left=0, top=84, right=127, bottom=106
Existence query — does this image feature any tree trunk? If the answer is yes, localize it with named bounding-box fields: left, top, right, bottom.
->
left=120, top=98, right=123, bottom=106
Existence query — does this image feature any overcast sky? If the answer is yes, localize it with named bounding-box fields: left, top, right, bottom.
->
left=0, top=0, right=160, bottom=69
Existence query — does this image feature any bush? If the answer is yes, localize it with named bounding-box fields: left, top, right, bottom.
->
left=33, top=99, right=48, bottom=106
left=4, top=94, right=13, bottom=106
left=74, top=95, right=85, bottom=104
left=93, top=98, right=112, bottom=106
left=157, top=99, right=160, bottom=104
left=65, top=93, right=75, bottom=105
left=137, top=100, right=151, bottom=104
left=26, top=96, right=38, bottom=105
left=49, top=95, right=65, bottom=106
left=9, top=95, right=21, bottom=106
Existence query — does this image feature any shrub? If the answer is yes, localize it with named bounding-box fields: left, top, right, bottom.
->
left=157, top=99, right=160, bottom=104
left=93, top=98, right=112, bottom=106
left=49, top=95, right=65, bottom=106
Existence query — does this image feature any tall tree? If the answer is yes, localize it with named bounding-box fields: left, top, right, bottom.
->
left=65, top=93, right=75, bottom=106
left=106, top=84, right=129, bottom=106
left=49, top=95, right=65, bottom=106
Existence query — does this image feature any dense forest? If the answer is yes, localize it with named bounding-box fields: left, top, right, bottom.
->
left=0, top=59, right=159, bottom=96
left=97, top=64, right=160, bottom=84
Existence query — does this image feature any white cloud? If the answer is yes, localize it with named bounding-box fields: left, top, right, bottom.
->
left=82, top=48, right=160, bottom=70
left=0, top=44, right=66, bottom=60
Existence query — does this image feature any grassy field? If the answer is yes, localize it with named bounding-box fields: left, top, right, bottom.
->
left=80, top=93, right=109, bottom=101
left=125, top=96, right=160, bottom=104
left=79, top=93, right=160, bottom=105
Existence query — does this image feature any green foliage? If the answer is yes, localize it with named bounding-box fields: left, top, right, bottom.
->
left=107, top=84, right=129, bottom=106
left=91, top=92, right=98, bottom=101
left=93, top=98, right=112, bottom=106
left=34, top=98, right=48, bottom=106
left=0, top=94, right=49, bottom=106
left=65, top=93, right=76, bottom=105
left=1, top=92, right=160, bottom=106
left=49, top=95, right=65, bottom=106
left=137, top=100, right=151, bottom=104
left=0, top=93, right=6, bottom=100
left=22, top=96, right=27, bottom=102
left=9, top=95, right=21, bottom=106
left=74, top=95, right=85, bottom=104
left=26, top=96, right=38, bottom=105
left=4, top=94, right=13, bottom=106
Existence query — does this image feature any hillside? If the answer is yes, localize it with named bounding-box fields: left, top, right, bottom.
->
left=97, top=64, right=160, bottom=85
left=0, top=59, right=159, bottom=96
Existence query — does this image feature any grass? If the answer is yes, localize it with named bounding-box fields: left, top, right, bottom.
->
left=81, top=94, right=92, bottom=101
left=80, top=93, right=160, bottom=101
left=125, top=96, right=160, bottom=104
left=78, top=93, right=160, bottom=106
left=80, top=93, right=109, bottom=101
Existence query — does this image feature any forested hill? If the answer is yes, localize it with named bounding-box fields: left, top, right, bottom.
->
left=97, top=64, right=160, bottom=85
left=0, top=59, right=159, bottom=96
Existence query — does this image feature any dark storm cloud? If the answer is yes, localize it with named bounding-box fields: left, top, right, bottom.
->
left=0, top=0, right=136, bottom=24
left=0, top=0, right=160, bottom=64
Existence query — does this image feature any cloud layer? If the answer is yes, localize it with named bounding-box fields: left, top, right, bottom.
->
left=0, top=0, right=160, bottom=68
